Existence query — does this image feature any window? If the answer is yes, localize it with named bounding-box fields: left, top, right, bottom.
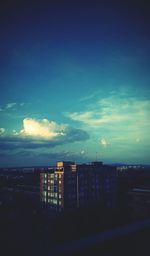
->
left=54, top=187, right=58, bottom=192
left=52, top=199, right=58, bottom=205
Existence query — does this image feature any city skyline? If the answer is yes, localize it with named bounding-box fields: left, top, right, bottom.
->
left=0, top=1, right=150, bottom=167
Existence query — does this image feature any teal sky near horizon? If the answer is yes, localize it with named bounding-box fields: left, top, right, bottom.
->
left=0, top=1, right=150, bottom=167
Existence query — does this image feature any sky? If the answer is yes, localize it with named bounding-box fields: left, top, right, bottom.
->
left=0, top=1, right=150, bottom=167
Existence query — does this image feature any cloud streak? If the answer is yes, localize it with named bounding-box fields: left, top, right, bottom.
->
left=0, top=102, right=26, bottom=112
left=67, top=89, right=150, bottom=147
left=6, top=102, right=17, bottom=109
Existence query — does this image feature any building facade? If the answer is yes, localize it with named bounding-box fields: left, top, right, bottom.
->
left=40, top=161, right=77, bottom=212
left=77, top=162, right=117, bottom=209
left=40, top=161, right=117, bottom=212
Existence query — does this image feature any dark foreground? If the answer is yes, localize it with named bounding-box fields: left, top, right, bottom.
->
left=0, top=189, right=150, bottom=256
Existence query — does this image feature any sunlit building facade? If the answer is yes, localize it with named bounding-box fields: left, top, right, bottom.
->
left=40, top=161, right=77, bottom=212
left=40, top=161, right=117, bottom=212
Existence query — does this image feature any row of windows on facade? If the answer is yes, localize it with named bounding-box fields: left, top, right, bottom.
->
left=41, top=194, right=76, bottom=202
left=41, top=197, right=62, bottom=205
left=42, top=191, right=62, bottom=198
left=41, top=173, right=115, bottom=180
left=41, top=173, right=63, bottom=178
left=42, top=177, right=114, bottom=184
left=43, top=187, right=63, bottom=192
left=42, top=186, right=113, bottom=194
left=42, top=179, right=63, bottom=184
left=42, top=189, right=112, bottom=200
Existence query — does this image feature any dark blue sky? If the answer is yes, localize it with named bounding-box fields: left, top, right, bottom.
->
left=0, top=1, right=150, bottom=167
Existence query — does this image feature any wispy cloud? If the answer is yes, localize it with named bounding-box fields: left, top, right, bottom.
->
left=20, top=102, right=25, bottom=106
left=6, top=102, right=17, bottom=109
left=0, top=102, right=26, bottom=112
left=78, top=90, right=102, bottom=102
left=67, top=89, right=150, bottom=146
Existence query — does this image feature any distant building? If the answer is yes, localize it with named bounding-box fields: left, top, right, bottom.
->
left=117, top=166, right=150, bottom=210
left=40, top=161, right=117, bottom=212
left=128, top=188, right=150, bottom=219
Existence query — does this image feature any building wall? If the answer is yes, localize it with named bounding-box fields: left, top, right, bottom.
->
left=77, top=164, right=117, bottom=209
left=40, top=161, right=117, bottom=213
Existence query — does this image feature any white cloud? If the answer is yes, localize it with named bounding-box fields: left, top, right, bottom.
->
left=100, top=138, right=110, bottom=147
left=17, top=118, right=66, bottom=139
left=0, top=128, right=5, bottom=135
left=6, top=102, right=17, bottom=109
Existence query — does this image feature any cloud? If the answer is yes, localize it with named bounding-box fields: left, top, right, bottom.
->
left=79, top=90, right=102, bottom=102
left=18, top=118, right=66, bottom=138
left=68, top=111, right=129, bottom=127
left=100, top=138, right=110, bottom=147
left=0, top=128, right=5, bottom=135
left=68, top=111, right=93, bottom=123
left=0, top=118, right=89, bottom=150
left=6, top=102, right=17, bottom=109
left=67, top=91, right=150, bottom=144
left=0, top=102, right=26, bottom=112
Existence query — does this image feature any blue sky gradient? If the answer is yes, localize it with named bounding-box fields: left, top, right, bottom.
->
left=0, top=1, right=150, bottom=166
